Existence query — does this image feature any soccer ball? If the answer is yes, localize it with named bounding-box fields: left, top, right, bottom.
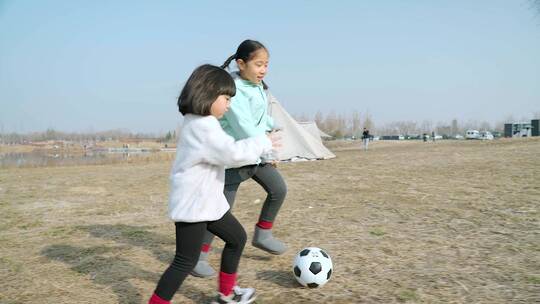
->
left=292, top=247, right=333, bottom=288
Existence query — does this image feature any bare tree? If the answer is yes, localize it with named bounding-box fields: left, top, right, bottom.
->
left=324, top=111, right=339, bottom=137
left=435, top=121, right=452, bottom=136
left=519, top=115, right=530, bottom=122
left=504, top=114, right=515, bottom=123
left=337, top=113, right=347, bottom=137
left=420, top=120, right=433, bottom=133
left=363, top=111, right=374, bottom=131
left=314, top=111, right=324, bottom=128
left=494, top=120, right=506, bottom=133
left=479, top=121, right=491, bottom=131
left=462, top=119, right=480, bottom=132
left=399, top=121, right=418, bottom=135
left=293, top=113, right=310, bottom=122
left=351, top=111, right=362, bottom=138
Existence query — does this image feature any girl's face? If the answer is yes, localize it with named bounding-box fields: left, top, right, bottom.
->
left=210, top=95, right=231, bottom=118
left=237, top=49, right=269, bottom=84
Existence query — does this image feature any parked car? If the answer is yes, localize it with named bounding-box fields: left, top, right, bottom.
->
left=491, top=131, right=502, bottom=138
left=479, top=131, right=494, bottom=140
left=465, top=130, right=480, bottom=140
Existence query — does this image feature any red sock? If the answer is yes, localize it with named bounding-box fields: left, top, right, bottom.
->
left=256, top=220, right=273, bottom=229
left=219, top=271, right=237, bottom=296
left=201, top=243, right=210, bottom=253
left=148, top=293, right=170, bottom=304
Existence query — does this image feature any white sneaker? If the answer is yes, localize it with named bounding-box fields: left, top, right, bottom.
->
left=211, top=286, right=256, bottom=304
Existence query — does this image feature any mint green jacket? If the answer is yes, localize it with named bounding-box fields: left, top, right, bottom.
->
left=219, top=72, right=274, bottom=140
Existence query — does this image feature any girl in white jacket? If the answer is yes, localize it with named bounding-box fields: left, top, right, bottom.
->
left=148, top=64, right=278, bottom=304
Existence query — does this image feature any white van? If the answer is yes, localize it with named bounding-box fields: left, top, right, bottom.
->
left=465, top=130, right=480, bottom=140
left=479, top=131, right=494, bottom=140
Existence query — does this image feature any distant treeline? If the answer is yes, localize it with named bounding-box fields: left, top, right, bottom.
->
left=2, top=110, right=538, bottom=143
left=0, top=128, right=174, bottom=144
left=293, top=110, right=531, bottom=138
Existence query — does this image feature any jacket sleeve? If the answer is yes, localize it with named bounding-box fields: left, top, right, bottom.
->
left=201, top=123, right=272, bottom=167
left=266, top=115, right=275, bottom=131
left=222, top=92, right=266, bottom=138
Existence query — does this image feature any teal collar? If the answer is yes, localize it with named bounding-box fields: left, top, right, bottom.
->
left=231, top=71, right=263, bottom=88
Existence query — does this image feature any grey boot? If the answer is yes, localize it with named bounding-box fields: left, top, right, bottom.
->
left=190, top=251, right=216, bottom=278
left=252, top=226, right=287, bottom=255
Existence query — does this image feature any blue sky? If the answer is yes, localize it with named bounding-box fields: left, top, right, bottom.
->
left=1, top=0, right=539, bottom=133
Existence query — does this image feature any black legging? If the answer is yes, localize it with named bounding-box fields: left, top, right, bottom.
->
left=202, top=163, right=287, bottom=245
left=153, top=211, right=246, bottom=301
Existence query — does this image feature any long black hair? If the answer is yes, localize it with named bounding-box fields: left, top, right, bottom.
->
left=221, top=39, right=269, bottom=89
left=177, top=64, right=236, bottom=116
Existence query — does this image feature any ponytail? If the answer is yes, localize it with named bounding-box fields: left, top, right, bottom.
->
left=221, top=54, right=236, bottom=69
left=222, top=40, right=270, bottom=90
left=222, top=40, right=266, bottom=70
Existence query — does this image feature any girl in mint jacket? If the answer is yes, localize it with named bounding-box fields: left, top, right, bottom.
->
left=192, top=40, right=289, bottom=278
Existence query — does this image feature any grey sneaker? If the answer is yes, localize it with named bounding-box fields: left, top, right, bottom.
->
left=211, top=286, right=256, bottom=304
left=251, top=226, right=287, bottom=255
left=190, top=251, right=216, bottom=278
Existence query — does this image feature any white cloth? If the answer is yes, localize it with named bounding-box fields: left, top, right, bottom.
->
left=168, top=114, right=272, bottom=222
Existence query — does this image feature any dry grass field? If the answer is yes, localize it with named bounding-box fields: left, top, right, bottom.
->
left=1, top=139, right=539, bottom=303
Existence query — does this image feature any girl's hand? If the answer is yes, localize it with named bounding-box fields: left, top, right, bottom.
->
left=266, top=131, right=281, bottom=167
left=267, top=131, right=282, bottom=149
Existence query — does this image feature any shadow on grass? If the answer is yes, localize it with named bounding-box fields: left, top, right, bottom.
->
left=42, top=225, right=216, bottom=304
left=256, top=270, right=299, bottom=289
left=41, top=244, right=158, bottom=304
left=78, top=224, right=175, bottom=264
left=243, top=253, right=272, bottom=262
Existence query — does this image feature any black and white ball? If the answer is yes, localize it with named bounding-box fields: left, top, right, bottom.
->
left=292, top=247, right=333, bottom=288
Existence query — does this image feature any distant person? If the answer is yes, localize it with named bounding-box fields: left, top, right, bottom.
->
left=423, top=133, right=427, bottom=142
left=432, top=131, right=436, bottom=142
left=192, top=39, right=289, bottom=278
left=147, top=65, right=279, bottom=304
left=362, top=128, right=370, bottom=151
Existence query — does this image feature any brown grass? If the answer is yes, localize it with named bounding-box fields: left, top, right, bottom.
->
left=1, top=138, right=539, bottom=303
left=0, top=145, right=35, bottom=154
left=0, top=141, right=173, bottom=157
